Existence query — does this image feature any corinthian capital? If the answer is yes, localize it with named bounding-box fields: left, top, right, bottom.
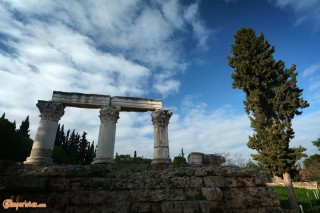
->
left=99, top=106, right=120, bottom=123
left=37, top=101, right=65, bottom=122
left=151, top=110, right=172, bottom=126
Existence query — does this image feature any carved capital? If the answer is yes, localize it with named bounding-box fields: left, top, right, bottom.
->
left=99, top=106, right=120, bottom=123
left=37, top=101, right=65, bottom=122
left=151, top=110, right=172, bottom=127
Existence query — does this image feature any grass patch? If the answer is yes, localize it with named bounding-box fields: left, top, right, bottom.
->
left=273, top=186, right=320, bottom=212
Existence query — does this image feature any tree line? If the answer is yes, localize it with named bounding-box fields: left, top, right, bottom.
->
left=52, top=124, right=96, bottom=164
left=0, top=113, right=33, bottom=161
left=0, top=113, right=96, bottom=164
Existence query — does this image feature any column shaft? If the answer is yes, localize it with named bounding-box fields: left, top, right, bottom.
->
left=24, top=101, right=65, bottom=165
left=92, top=106, right=120, bottom=164
left=151, top=110, right=172, bottom=164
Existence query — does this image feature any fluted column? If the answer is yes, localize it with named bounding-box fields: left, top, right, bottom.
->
left=92, top=106, right=120, bottom=164
left=151, top=109, right=172, bottom=164
left=24, top=101, right=65, bottom=165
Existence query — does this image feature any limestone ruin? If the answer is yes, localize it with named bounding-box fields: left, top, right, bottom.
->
left=0, top=162, right=283, bottom=212
left=0, top=91, right=285, bottom=212
left=24, top=91, right=172, bottom=165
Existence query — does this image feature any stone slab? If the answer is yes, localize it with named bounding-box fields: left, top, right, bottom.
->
left=111, top=96, right=162, bottom=112
left=52, top=91, right=110, bottom=108
left=188, top=152, right=226, bottom=166
left=52, top=91, right=162, bottom=111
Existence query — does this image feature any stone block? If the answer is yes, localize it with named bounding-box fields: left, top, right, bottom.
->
left=188, top=152, right=225, bottom=166
left=131, top=202, right=161, bottom=213
left=189, top=176, right=204, bottom=187
left=4, top=176, right=48, bottom=191
left=162, top=201, right=211, bottom=213
left=188, top=152, right=204, bottom=164
left=111, top=96, right=162, bottom=112
left=201, top=187, right=223, bottom=201
left=203, top=154, right=226, bottom=165
left=203, top=176, right=225, bottom=187
left=225, top=177, right=255, bottom=187
left=52, top=91, right=110, bottom=108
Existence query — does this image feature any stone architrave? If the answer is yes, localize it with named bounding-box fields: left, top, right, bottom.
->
left=24, top=101, right=65, bottom=165
left=151, top=109, right=172, bottom=164
left=92, top=106, right=120, bottom=164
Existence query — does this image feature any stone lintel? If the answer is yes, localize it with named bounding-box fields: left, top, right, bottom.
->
left=51, top=91, right=162, bottom=111
left=111, top=96, right=162, bottom=112
left=52, top=91, right=110, bottom=108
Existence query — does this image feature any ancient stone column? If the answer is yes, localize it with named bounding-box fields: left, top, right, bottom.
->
left=151, top=109, right=172, bottom=164
left=92, top=106, right=120, bottom=164
left=24, top=101, right=65, bottom=165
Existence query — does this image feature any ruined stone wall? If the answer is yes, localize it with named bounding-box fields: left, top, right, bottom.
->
left=0, top=162, right=283, bottom=212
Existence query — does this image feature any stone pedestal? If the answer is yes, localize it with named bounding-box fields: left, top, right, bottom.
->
left=151, top=110, right=172, bottom=164
left=92, top=106, right=120, bottom=164
left=24, top=101, right=65, bottom=165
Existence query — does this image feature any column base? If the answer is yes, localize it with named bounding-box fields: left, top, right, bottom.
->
left=91, top=157, right=115, bottom=164
left=151, top=158, right=171, bottom=164
left=24, top=157, right=53, bottom=165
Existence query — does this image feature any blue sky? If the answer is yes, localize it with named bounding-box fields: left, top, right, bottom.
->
left=1, top=0, right=320, bottom=162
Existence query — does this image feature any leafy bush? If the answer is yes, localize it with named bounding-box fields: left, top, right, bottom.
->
left=173, top=156, right=187, bottom=165
left=115, top=152, right=152, bottom=164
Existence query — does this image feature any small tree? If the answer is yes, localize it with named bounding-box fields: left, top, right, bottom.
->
left=302, top=137, right=320, bottom=181
left=312, top=137, right=320, bottom=150
left=228, top=28, right=309, bottom=212
left=173, top=148, right=187, bottom=165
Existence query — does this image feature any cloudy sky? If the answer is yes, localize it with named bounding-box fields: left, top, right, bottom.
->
left=1, top=0, right=320, bottom=161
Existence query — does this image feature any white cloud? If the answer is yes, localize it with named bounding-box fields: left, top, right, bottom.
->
left=292, top=110, right=320, bottom=157
left=184, top=2, right=212, bottom=50
left=0, top=0, right=212, bottom=160
left=303, top=64, right=320, bottom=77
left=271, top=0, right=320, bottom=27
left=169, top=99, right=253, bottom=159
left=302, top=64, right=320, bottom=106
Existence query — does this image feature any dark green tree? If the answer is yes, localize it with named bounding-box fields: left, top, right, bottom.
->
left=303, top=154, right=320, bottom=168
left=228, top=28, right=309, bottom=212
left=78, top=131, right=88, bottom=164
left=173, top=148, right=187, bottom=165
left=115, top=152, right=152, bottom=164
left=173, top=156, right=187, bottom=165
left=312, top=137, right=320, bottom=150
left=84, top=141, right=96, bottom=164
left=52, top=125, right=96, bottom=165
left=17, top=116, right=30, bottom=137
left=0, top=114, right=33, bottom=161
left=54, top=124, right=66, bottom=148
left=303, top=138, right=320, bottom=168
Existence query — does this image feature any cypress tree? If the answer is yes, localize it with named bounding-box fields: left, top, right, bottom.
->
left=78, top=131, right=88, bottom=164
left=0, top=115, right=32, bottom=161
left=54, top=124, right=61, bottom=147
left=17, top=116, right=30, bottom=137
left=228, top=28, right=309, bottom=212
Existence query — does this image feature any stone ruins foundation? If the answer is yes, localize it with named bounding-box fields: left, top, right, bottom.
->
left=0, top=163, right=283, bottom=212
left=0, top=91, right=284, bottom=212
left=24, top=91, right=172, bottom=165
